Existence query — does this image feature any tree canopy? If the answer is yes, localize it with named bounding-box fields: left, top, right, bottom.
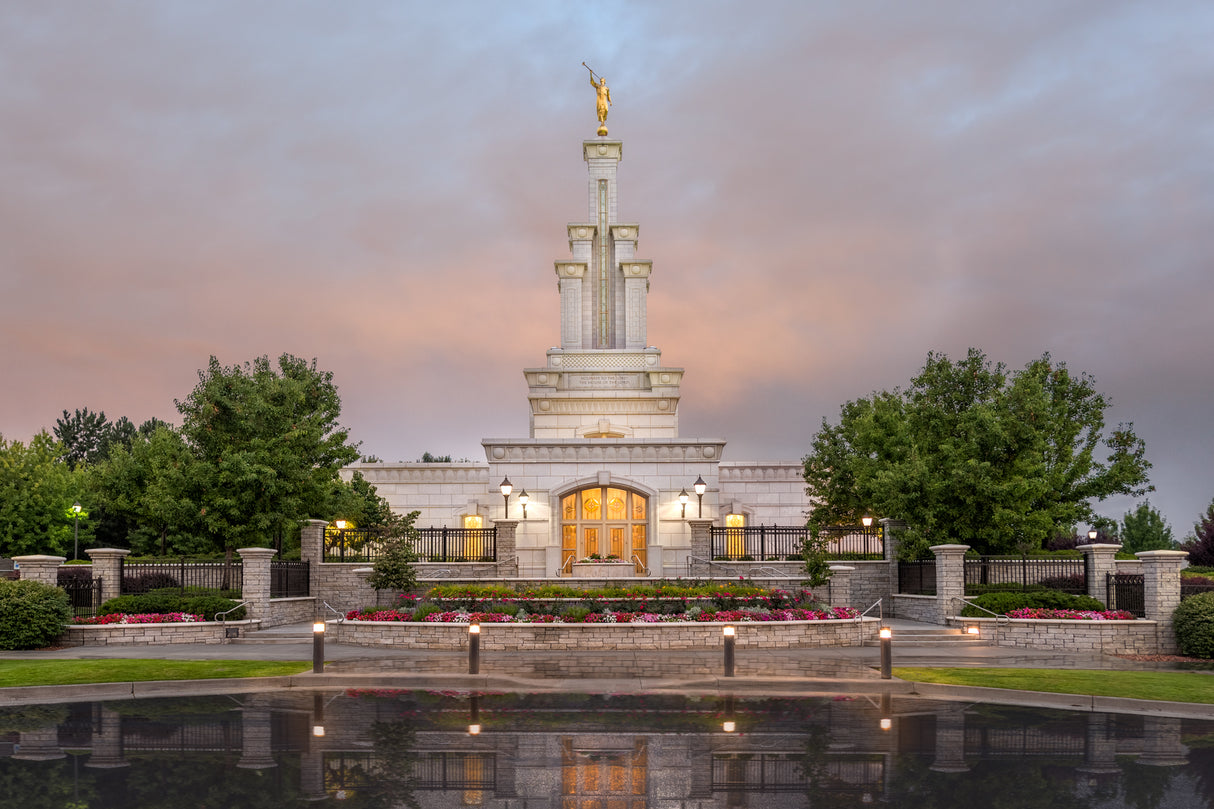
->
left=0, top=431, right=80, bottom=557
left=802, top=349, right=1152, bottom=557
left=174, top=354, right=362, bottom=553
left=1119, top=501, right=1175, bottom=554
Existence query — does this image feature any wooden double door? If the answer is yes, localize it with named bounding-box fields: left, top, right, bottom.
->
left=560, top=486, right=648, bottom=574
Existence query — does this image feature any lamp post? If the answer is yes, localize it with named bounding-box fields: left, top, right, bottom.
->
left=518, top=490, right=529, bottom=519
left=469, top=622, right=481, bottom=674
left=693, top=476, right=707, bottom=519
left=313, top=621, right=326, bottom=674
left=678, top=489, right=689, bottom=519
left=722, top=625, right=736, bottom=677
left=499, top=478, right=512, bottom=518
left=71, top=502, right=82, bottom=561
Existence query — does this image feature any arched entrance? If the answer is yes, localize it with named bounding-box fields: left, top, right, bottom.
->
left=559, top=485, right=648, bottom=574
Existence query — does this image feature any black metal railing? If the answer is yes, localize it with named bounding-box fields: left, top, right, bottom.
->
left=709, top=525, right=883, bottom=561
left=1181, top=576, right=1214, bottom=600
left=120, top=558, right=243, bottom=595
left=964, top=557, right=1087, bottom=595
left=324, top=527, right=498, bottom=563
left=271, top=560, right=309, bottom=598
left=60, top=576, right=104, bottom=618
left=1107, top=572, right=1145, bottom=617
left=899, top=560, right=937, bottom=595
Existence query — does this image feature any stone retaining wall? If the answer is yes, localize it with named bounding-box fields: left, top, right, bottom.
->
left=331, top=617, right=878, bottom=651
left=891, top=594, right=937, bottom=623
left=60, top=619, right=259, bottom=646
left=265, top=597, right=317, bottom=627
left=948, top=617, right=1164, bottom=655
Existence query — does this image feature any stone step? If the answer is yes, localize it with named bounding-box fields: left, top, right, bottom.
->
left=862, top=627, right=990, bottom=647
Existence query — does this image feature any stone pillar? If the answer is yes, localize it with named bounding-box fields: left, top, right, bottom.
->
left=301, top=519, right=327, bottom=566
left=1077, top=713, right=1120, bottom=784
left=86, top=548, right=130, bottom=604
left=1077, top=544, right=1121, bottom=605
left=85, top=707, right=129, bottom=769
left=1138, top=549, right=1187, bottom=654
left=555, top=262, right=587, bottom=349
left=689, top=519, right=713, bottom=575
left=237, top=708, right=278, bottom=769
left=828, top=565, right=854, bottom=608
left=930, top=545, right=970, bottom=626
left=238, top=547, right=277, bottom=623
left=881, top=519, right=907, bottom=600
left=12, top=555, right=64, bottom=587
left=494, top=519, right=519, bottom=577
left=929, top=709, right=970, bottom=773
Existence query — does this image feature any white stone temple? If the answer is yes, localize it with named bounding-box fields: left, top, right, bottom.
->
left=347, top=132, right=810, bottom=578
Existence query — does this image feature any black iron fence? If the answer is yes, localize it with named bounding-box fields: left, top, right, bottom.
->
left=964, top=556, right=1087, bottom=595
left=709, top=525, right=883, bottom=561
left=325, top=527, right=498, bottom=563
left=1182, top=575, right=1214, bottom=600
left=1107, top=572, right=1145, bottom=617
left=899, top=560, right=937, bottom=595
left=60, top=576, right=104, bottom=618
left=271, top=560, right=310, bottom=598
left=120, top=558, right=242, bottom=595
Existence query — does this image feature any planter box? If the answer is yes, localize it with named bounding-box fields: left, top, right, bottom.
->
left=332, top=617, right=878, bottom=650
left=572, top=562, right=635, bottom=578
left=60, top=619, right=259, bottom=646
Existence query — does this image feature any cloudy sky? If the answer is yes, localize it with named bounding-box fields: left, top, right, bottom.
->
left=2, top=1, right=1211, bottom=536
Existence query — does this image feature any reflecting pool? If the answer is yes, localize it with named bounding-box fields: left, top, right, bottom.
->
left=2, top=690, right=1212, bottom=807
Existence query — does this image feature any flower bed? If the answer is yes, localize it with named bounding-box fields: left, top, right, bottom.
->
left=1004, top=608, right=1136, bottom=620
left=74, top=612, right=204, bottom=625
left=345, top=606, right=858, bottom=624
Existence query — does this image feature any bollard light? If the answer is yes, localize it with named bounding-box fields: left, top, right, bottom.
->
left=313, top=621, right=326, bottom=674
left=879, top=692, right=892, bottom=731
left=313, top=693, right=325, bottom=737
left=722, top=694, right=736, bottom=733
left=469, top=622, right=481, bottom=674
left=879, top=626, right=892, bottom=680
left=723, top=624, right=736, bottom=677
left=468, top=695, right=481, bottom=735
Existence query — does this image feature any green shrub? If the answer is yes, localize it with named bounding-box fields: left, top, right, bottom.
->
left=960, top=590, right=1105, bottom=617
left=560, top=606, right=592, bottom=623
left=1173, top=592, right=1214, bottom=658
left=0, top=580, right=73, bottom=650
left=96, top=592, right=243, bottom=621
left=410, top=604, right=442, bottom=621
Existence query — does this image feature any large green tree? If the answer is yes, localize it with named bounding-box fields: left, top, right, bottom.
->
left=0, top=432, right=81, bottom=556
left=803, top=349, right=1152, bottom=557
left=175, top=354, right=361, bottom=554
left=53, top=408, right=137, bottom=469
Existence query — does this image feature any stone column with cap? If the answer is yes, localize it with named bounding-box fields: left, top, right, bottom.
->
left=930, top=544, right=970, bottom=626
left=238, top=547, right=277, bottom=624
left=1138, top=549, right=1187, bottom=654
left=12, top=555, right=64, bottom=588
left=86, top=548, right=130, bottom=604
left=1077, top=543, right=1121, bottom=604
left=494, top=519, right=518, bottom=577
left=827, top=565, right=854, bottom=608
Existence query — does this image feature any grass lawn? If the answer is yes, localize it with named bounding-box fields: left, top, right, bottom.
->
left=895, top=667, right=1214, bottom=704
left=0, top=660, right=310, bottom=688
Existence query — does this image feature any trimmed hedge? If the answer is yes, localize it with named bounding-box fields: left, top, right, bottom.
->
left=1173, top=592, right=1214, bottom=658
left=960, top=590, right=1106, bottom=618
left=95, top=589, right=244, bottom=621
left=0, top=580, right=73, bottom=650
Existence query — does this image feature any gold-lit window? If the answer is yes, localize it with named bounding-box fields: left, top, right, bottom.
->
left=463, top=514, right=484, bottom=558
left=559, top=486, right=649, bottom=574
left=725, top=514, right=745, bottom=558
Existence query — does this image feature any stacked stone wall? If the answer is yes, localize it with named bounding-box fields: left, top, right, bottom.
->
left=60, top=620, right=257, bottom=646
left=332, top=617, right=877, bottom=650
left=949, top=618, right=1160, bottom=654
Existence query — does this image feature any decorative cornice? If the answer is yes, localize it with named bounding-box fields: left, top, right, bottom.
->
left=718, top=462, right=805, bottom=483
left=611, top=224, right=639, bottom=243
left=567, top=224, right=596, bottom=246
left=343, top=464, right=490, bottom=484
left=620, top=260, right=652, bottom=279
left=482, top=438, right=726, bottom=464
left=583, top=139, right=622, bottom=161
left=554, top=261, right=587, bottom=279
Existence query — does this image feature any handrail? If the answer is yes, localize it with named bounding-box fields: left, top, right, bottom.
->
left=321, top=601, right=348, bottom=623
left=216, top=601, right=251, bottom=623
left=854, top=598, right=883, bottom=644
left=558, top=556, right=574, bottom=576
left=631, top=554, right=650, bottom=576
left=950, top=596, right=1011, bottom=625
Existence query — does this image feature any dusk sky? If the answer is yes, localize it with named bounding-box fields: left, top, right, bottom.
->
left=3, top=2, right=1211, bottom=536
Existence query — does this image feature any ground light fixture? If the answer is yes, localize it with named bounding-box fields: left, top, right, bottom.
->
left=499, top=477, right=512, bottom=518
left=879, top=626, right=892, bottom=680
left=468, top=622, right=481, bottom=674
left=312, top=693, right=326, bottom=738
left=694, top=476, right=707, bottom=518
left=879, top=693, right=892, bottom=731
left=313, top=621, right=326, bottom=674
left=721, top=694, right=736, bottom=733
left=965, top=625, right=981, bottom=636
left=722, top=624, right=736, bottom=677
left=71, top=501, right=82, bottom=560
left=519, top=490, right=529, bottom=519
left=679, top=489, right=689, bottom=518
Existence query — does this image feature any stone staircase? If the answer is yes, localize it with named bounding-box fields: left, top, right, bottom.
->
left=230, top=622, right=316, bottom=645
left=864, top=626, right=990, bottom=648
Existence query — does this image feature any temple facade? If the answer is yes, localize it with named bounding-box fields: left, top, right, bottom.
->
left=347, top=134, right=809, bottom=578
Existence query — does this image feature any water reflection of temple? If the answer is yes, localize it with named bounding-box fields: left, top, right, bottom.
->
left=1, top=692, right=1210, bottom=807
